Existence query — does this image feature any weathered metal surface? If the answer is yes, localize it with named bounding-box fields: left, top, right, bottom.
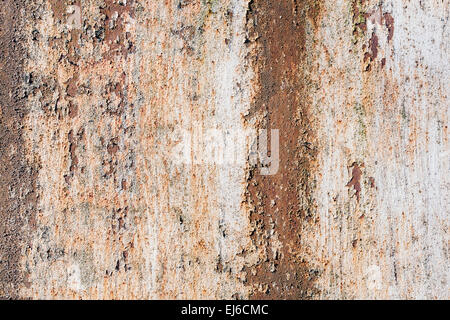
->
left=0, top=0, right=448, bottom=299
left=305, top=0, right=449, bottom=299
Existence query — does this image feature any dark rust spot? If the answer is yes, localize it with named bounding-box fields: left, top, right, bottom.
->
left=368, top=176, right=376, bottom=189
left=346, top=163, right=363, bottom=202
left=107, top=138, right=120, bottom=155
left=68, top=130, right=79, bottom=174
left=369, top=33, right=379, bottom=60
left=383, top=13, right=394, bottom=42
left=364, top=32, right=379, bottom=71
left=352, top=0, right=368, bottom=37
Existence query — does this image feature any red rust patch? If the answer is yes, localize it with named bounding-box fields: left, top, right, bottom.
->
left=383, top=13, right=394, bottom=42
left=99, top=0, right=136, bottom=60
left=352, top=0, right=368, bottom=37
left=244, top=0, right=321, bottom=299
left=0, top=0, right=38, bottom=299
left=369, top=32, right=379, bottom=60
left=368, top=176, right=376, bottom=189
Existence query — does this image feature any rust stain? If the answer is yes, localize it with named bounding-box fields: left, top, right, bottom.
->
left=98, top=0, right=136, bottom=60
left=346, top=163, right=363, bottom=202
left=353, top=2, right=394, bottom=72
left=244, top=0, right=321, bottom=299
left=107, top=138, right=120, bottom=156
left=368, top=32, right=379, bottom=60
left=368, top=176, right=376, bottom=189
left=383, top=12, right=394, bottom=42
left=68, top=130, right=78, bottom=173
left=49, top=0, right=66, bottom=22
left=352, top=0, right=368, bottom=37
left=0, top=0, right=38, bottom=299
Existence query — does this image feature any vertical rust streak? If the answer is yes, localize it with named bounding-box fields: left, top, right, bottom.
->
left=0, top=0, right=37, bottom=299
left=245, top=0, right=320, bottom=299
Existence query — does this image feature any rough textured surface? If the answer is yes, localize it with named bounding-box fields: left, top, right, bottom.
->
left=0, top=0, right=38, bottom=299
left=0, top=0, right=448, bottom=299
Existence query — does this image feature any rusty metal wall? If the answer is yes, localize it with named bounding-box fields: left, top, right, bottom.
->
left=0, top=0, right=448, bottom=299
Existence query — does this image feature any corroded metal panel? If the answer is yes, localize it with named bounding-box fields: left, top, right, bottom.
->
left=0, top=0, right=448, bottom=299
